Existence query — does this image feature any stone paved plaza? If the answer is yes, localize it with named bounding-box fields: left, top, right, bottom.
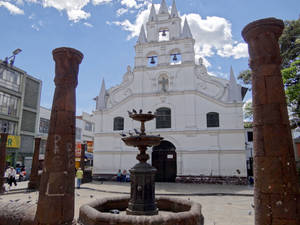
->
left=0, top=181, right=254, bottom=225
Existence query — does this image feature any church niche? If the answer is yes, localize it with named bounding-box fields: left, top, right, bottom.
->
left=158, top=75, right=169, bottom=92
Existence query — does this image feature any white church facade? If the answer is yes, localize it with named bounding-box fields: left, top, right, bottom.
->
left=93, top=0, right=247, bottom=181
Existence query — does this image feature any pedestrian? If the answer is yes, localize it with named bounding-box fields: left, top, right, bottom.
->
left=7, top=167, right=17, bottom=190
left=19, top=166, right=26, bottom=181
left=122, top=169, right=127, bottom=182
left=76, top=167, right=83, bottom=189
left=117, top=169, right=122, bottom=182
left=125, top=171, right=130, bottom=182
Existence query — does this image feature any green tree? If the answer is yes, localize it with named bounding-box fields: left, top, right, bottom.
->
left=237, top=69, right=252, bottom=90
left=279, top=19, right=300, bottom=68
left=281, top=59, right=300, bottom=118
left=243, top=101, right=253, bottom=121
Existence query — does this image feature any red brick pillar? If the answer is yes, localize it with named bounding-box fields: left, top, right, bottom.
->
left=242, top=18, right=300, bottom=225
left=35, top=47, right=83, bottom=225
left=0, top=133, right=8, bottom=194
left=28, top=137, right=41, bottom=190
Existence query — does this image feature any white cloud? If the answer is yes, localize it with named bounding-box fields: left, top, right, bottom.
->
left=31, top=24, right=40, bottom=31
left=217, top=43, right=248, bottom=59
left=121, top=0, right=138, bottom=9
left=36, top=0, right=112, bottom=22
left=31, top=19, right=44, bottom=31
left=92, top=0, right=111, bottom=5
left=67, top=9, right=90, bottom=22
left=185, top=14, right=248, bottom=61
left=111, top=3, right=155, bottom=39
left=120, top=0, right=149, bottom=9
left=0, top=1, right=24, bottom=14
left=84, top=22, right=93, bottom=27
left=116, top=7, right=128, bottom=17
left=40, top=0, right=90, bottom=22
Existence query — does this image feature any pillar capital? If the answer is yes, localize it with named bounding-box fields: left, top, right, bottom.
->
left=52, top=47, right=83, bottom=87
left=242, top=18, right=284, bottom=70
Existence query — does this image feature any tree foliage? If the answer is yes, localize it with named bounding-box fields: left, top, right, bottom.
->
left=279, top=19, right=300, bottom=68
left=237, top=69, right=252, bottom=90
left=281, top=59, right=300, bottom=118
left=243, top=101, right=253, bottom=121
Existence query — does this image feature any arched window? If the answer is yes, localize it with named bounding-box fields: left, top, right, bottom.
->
left=147, top=51, right=158, bottom=67
left=113, top=117, right=124, bottom=131
left=206, top=112, right=219, bottom=128
left=156, top=108, right=171, bottom=129
left=169, top=49, right=182, bottom=65
left=159, top=28, right=169, bottom=41
left=170, top=53, right=182, bottom=65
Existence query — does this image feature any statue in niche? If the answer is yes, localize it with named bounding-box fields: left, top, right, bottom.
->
left=195, top=57, right=207, bottom=78
left=158, top=76, right=169, bottom=92
left=122, top=65, right=134, bottom=83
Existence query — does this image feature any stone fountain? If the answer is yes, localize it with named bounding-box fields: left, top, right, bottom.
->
left=122, top=111, right=162, bottom=215
left=78, top=110, right=204, bottom=225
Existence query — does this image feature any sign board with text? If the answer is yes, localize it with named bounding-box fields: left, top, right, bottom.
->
left=0, top=135, right=21, bottom=148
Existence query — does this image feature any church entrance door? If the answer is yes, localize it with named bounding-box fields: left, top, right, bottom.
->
left=152, top=141, right=177, bottom=182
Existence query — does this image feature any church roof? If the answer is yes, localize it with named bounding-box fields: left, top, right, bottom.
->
left=227, top=66, right=242, bottom=102
left=96, top=78, right=107, bottom=110
left=181, top=17, right=193, bottom=38
left=158, top=0, right=169, bottom=15
left=137, top=25, right=147, bottom=44
left=148, top=4, right=157, bottom=22
left=171, top=0, right=179, bottom=18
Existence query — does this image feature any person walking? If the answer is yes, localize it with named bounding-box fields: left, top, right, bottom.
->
left=76, top=167, right=83, bottom=189
left=7, top=167, right=17, bottom=190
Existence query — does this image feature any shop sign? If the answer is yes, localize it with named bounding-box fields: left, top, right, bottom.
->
left=0, top=135, right=21, bottom=148
left=86, top=141, right=94, bottom=153
left=75, top=142, right=81, bottom=157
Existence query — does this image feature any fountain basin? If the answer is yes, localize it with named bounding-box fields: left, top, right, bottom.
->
left=78, top=196, right=204, bottom=225
left=122, top=135, right=163, bottom=147
left=129, top=113, right=155, bottom=122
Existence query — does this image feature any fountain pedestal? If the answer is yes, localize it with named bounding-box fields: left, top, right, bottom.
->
left=121, top=113, right=162, bottom=215
left=127, top=162, right=158, bottom=215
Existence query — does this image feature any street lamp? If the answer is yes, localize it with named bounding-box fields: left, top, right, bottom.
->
left=3, top=48, right=22, bottom=66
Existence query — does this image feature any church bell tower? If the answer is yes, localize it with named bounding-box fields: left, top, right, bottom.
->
left=134, top=0, right=196, bottom=69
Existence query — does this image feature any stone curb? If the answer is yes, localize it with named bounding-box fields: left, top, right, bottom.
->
left=77, top=187, right=254, bottom=197
left=0, top=186, right=254, bottom=197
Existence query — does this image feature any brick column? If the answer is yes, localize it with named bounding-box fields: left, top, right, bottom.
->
left=35, top=47, right=83, bottom=225
left=0, top=133, right=8, bottom=194
left=28, top=137, right=41, bottom=190
left=242, top=18, right=300, bottom=225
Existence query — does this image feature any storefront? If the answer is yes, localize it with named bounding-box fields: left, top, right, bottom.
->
left=0, top=135, right=21, bottom=167
left=75, top=141, right=94, bottom=169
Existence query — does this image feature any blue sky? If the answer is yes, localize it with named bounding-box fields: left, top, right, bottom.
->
left=0, top=0, right=299, bottom=115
